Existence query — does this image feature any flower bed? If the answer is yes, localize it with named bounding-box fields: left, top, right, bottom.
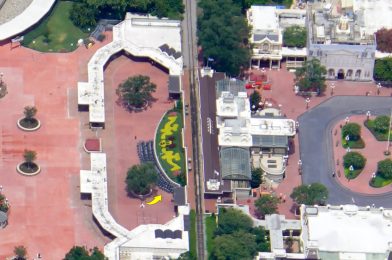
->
left=342, top=138, right=365, bottom=149
left=155, top=109, right=186, bottom=185
left=364, top=119, right=392, bottom=141
left=369, top=175, right=392, bottom=188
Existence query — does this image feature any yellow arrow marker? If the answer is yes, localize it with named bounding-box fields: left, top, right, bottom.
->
left=146, top=195, right=162, bottom=205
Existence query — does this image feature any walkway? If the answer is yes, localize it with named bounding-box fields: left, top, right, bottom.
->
left=0, top=0, right=55, bottom=40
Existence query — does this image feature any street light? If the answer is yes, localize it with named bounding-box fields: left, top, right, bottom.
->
left=305, top=98, right=310, bottom=109
left=330, top=82, right=335, bottom=96
left=345, top=116, right=350, bottom=125
left=377, top=83, right=382, bottom=95
left=366, top=111, right=371, bottom=120
left=278, top=104, right=282, bottom=115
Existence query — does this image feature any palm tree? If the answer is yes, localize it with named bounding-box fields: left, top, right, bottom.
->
left=23, top=106, right=37, bottom=122
left=117, top=75, right=156, bottom=109
left=23, top=150, right=37, bottom=170
left=13, top=245, right=27, bottom=260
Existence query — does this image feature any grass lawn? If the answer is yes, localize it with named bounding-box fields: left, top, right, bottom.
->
left=369, top=175, right=392, bottom=188
left=155, top=108, right=186, bottom=185
left=189, top=210, right=197, bottom=259
left=364, top=120, right=392, bottom=141
left=205, top=214, right=217, bottom=258
left=22, top=1, right=89, bottom=52
left=342, top=138, right=365, bottom=149
left=344, top=167, right=363, bottom=179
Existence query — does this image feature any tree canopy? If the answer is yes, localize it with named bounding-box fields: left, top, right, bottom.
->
left=250, top=168, right=263, bottom=188
left=374, top=58, right=392, bottom=82
left=343, top=152, right=366, bottom=170
left=342, top=123, right=361, bottom=141
left=375, top=28, right=392, bottom=53
left=254, top=194, right=279, bottom=219
left=198, top=0, right=251, bottom=76
left=215, top=207, right=253, bottom=236
left=283, top=26, right=307, bottom=48
left=70, top=0, right=184, bottom=29
left=211, top=231, right=258, bottom=260
left=295, top=59, right=326, bottom=94
left=23, top=150, right=37, bottom=164
left=14, top=246, right=27, bottom=260
left=117, top=75, right=157, bottom=109
left=377, top=159, right=392, bottom=179
left=373, top=115, right=390, bottom=133
left=23, top=106, right=37, bottom=119
left=64, top=246, right=106, bottom=260
left=125, top=163, right=158, bottom=195
left=290, top=183, right=328, bottom=205
left=249, top=91, right=261, bottom=111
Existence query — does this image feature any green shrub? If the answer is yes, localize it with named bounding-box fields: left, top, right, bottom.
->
left=343, top=152, right=366, bottom=170
left=342, top=123, right=361, bottom=141
left=377, top=158, right=392, bottom=179
left=374, top=115, right=390, bottom=133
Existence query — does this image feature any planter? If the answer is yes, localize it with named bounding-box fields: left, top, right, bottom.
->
left=16, top=162, right=41, bottom=176
left=17, top=118, right=41, bottom=131
left=128, top=188, right=153, bottom=200
left=127, top=101, right=149, bottom=112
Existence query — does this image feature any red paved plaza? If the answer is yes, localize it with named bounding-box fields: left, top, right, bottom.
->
left=0, top=31, right=181, bottom=258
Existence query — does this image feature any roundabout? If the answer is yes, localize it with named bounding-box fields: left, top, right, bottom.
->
left=298, top=96, right=392, bottom=207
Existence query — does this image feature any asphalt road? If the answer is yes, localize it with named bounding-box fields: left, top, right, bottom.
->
left=298, top=96, right=392, bottom=207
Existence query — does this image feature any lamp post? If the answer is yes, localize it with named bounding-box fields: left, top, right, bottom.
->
left=377, top=83, right=382, bottom=95
left=345, top=116, right=350, bottom=125
left=330, top=82, right=335, bottom=96
left=278, top=104, right=282, bottom=115
left=345, top=134, right=350, bottom=148
left=366, top=110, right=371, bottom=121
left=305, top=98, right=310, bottom=109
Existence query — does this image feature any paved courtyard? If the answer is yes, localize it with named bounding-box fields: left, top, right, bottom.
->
left=0, top=31, right=182, bottom=258
left=0, top=40, right=110, bottom=258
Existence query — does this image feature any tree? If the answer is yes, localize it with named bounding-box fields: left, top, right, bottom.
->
left=13, top=246, right=27, bottom=260
left=377, top=159, right=392, bottom=179
left=211, top=231, right=258, bottom=260
left=374, top=58, right=392, bottom=82
left=64, top=246, right=105, bottom=260
left=70, top=3, right=98, bottom=28
left=23, top=149, right=37, bottom=170
left=342, top=123, right=361, bottom=141
left=294, top=59, right=327, bottom=95
left=254, top=194, right=279, bottom=219
left=343, top=152, right=366, bottom=170
left=252, top=226, right=271, bottom=252
left=375, top=28, right=392, bottom=53
left=198, top=0, right=251, bottom=76
left=290, top=183, right=328, bottom=205
left=0, top=193, right=9, bottom=213
left=215, top=207, right=253, bottom=236
left=117, top=75, right=157, bottom=109
left=373, top=115, right=390, bottom=133
left=283, top=26, right=307, bottom=48
left=249, top=91, right=261, bottom=111
left=23, top=106, right=37, bottom=121
left=125, top=163, right=158, bottom=195
left=250, top=168, right=263, bottom=188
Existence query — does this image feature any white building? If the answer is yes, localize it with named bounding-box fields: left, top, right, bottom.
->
left=247, top=6, right=307, bottom=69
left=215, top=80, right=296, bottom=183
left=257, top=204, right=392, bottom=260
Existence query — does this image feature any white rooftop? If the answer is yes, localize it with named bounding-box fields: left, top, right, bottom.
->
left=353, top=0, right=392, bottom=34
left=78, top=13, right=183, bottom=124
left=249, top=6, right=279, bottom=32
left=303, top=205, right=392, bottom=254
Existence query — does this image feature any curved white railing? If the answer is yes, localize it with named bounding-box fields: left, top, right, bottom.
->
left=0, top=0, right=56, bottom=40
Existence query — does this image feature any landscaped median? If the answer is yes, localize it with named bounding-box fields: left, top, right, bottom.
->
left=364, top=115, right=392, bottom=141
left=370, top=158, right=392, bottom=188
left=343, top=151, right=366, bottom=179
left=155, top=105, right=186, bottom=186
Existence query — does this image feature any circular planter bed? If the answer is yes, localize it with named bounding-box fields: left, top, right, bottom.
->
left=17, top=118, right=41, bottom=131
left=128, top=189, right=153, bottom=200
left=16, top=162, right=41, bottom=176
left=127, top=101, right=149, bottom=112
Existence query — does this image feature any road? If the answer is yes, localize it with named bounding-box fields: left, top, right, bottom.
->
left=298, top=96, right=392, bottom=207
left=182, top=0, right=207, bottom=259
